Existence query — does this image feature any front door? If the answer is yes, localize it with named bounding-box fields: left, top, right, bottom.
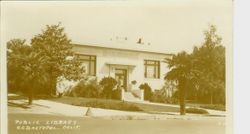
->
left=115, top=69, right=127, bottom=91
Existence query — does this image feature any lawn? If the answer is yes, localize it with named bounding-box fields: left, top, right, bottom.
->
left=49, top=96, right=180, bottom=113
left=8, top=94, right=210, bottom=114
left=186, top=103, right=226, bottom=111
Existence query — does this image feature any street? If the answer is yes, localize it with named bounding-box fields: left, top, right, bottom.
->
left=8, top=113, right=225, bottom=134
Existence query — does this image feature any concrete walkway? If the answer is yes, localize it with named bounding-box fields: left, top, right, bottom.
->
left=8, top=98, right=225, bottom=121
left=125, top=100, right=226, bottom=116
left=8, top=99, right=150, bottom=117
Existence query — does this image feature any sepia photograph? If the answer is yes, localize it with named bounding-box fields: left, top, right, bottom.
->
left=1, top=0, right=232, bottom=134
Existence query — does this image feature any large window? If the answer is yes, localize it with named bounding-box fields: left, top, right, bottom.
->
left=77, top=54, right=96, bottom=76
left=144, top=60, right=160, bottom=79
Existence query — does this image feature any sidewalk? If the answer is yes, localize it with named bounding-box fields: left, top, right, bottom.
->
left=8, top=98, right=225, bottom=120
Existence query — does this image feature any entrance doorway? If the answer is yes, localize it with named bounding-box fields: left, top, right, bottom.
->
left=115, top=69, right=127, bottom=91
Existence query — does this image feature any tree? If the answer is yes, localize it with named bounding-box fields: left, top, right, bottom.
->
left=164, top=51, right=195, bottom=115
left=22, top=52, right=49, bottom=104
left=7, top=39, right=31, bottom=92
left=192, top=25, right=225, bottom=104
left=7, top=39, right=49, bottom=104
left=31, top=23, right=83, bottom=95
left=164, top=25, right=226, bottom=115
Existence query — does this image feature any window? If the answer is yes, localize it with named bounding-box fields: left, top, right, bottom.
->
left=144, top=60, right=160, bottom=79
left=77, top=54, right=96, bottom=76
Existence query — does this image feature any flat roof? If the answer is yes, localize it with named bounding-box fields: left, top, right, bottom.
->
left=73, top=43, right=173, bottom=56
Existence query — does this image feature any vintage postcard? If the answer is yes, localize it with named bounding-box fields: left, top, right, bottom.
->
left=0, top=0, right=233, bottom=134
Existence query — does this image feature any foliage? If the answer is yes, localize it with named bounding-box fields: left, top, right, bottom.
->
left=150, top=90, right=167, bottom=103
left=74, top=100, right=142, bottom=112
left=112, top=88, right=122, bottom=100
left=7, top=39, right=30, bottom=93
left=186, top=108, right=209, bottom=114
left=131, top=80, right=137, bottom=85
left=65, top=78, right=101, bottom=98
left=161, top=81, right=177, bottom=98
left=149, top=81, right=178, bottom=104
left=99, top=76, right=117, bottom=99
left=50, top=96, right=181, bottom=113
left=7, top=24, right=84, bottom=104
left=31, top=23, right=84, bottom=95
left=139, top=83, right=153, bottom=100
left=7, top=39, right=49, bottom=104
left=191, top=25, right=225, bottom=104
left=150, top=89, right=178, bottom=104
left=164, top=25, right=225, bottom=115
left=200, top=104, right=225, bottom=111
left=164, top=51, right=193, bottom=115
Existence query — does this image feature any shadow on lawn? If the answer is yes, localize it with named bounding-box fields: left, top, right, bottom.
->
left=8, top=102, right=30, bottom=109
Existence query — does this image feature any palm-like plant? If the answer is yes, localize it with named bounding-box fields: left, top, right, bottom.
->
left=164, top=51, right=195, bottom=115
left=21, top=52, right=49, bottom=104
left=7, top=39, right=49, bottom=105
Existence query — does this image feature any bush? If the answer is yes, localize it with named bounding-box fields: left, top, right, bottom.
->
left=66, top=78, right=101, bottom=98
left=75, top=100, right=142, bottom=112
left=99, top=77, right=117, bottom=99
left=139, top=83, right=152, bottom=100
left=150, top=91, right=166, bottom=103
left=200, top=104, right=225, bottom=111
left=186, top=108, right=209, bottom=114
left=112, top=88, right=122, bottom=100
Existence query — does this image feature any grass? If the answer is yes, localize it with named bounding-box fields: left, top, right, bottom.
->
left=186, top=108, right=209, bottom=114
left=186, top=103, right=226, bottom=111
left=9, top=94, right=211, bottom=114
left=77, top=100, right=142, bottom=111
left=49, top=96, right=180, bottom=113
left=199, top=105, right=225, bottom=111
left=50, top=97, right=212, bottom=114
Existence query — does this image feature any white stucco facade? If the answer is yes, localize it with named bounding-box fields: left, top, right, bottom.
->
left=72, top=44, right=171, bottom=91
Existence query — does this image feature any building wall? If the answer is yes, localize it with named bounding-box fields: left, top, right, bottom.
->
left=72, top=45, right=171, bottom=91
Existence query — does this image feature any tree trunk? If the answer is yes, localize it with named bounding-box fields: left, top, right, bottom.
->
left=49, top=66, right=57, bottom=96
left=28, top=88, right=33, bottom=105
left=50, top=75, right=57, bottom=96
left=178, top=79, right=186, bottom=115
left=210, top=92, right=213, bottom=105
left=179, top=90, right=186, bottom=115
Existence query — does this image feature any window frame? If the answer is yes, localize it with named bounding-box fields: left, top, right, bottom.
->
left=76, top=54, right=97, bottom=76
left=144, top=60, right=160, bottom=79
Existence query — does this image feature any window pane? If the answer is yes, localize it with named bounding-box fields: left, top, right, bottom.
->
left=145, top=61, right=155, bottom=65
left=79, top=55, right=90, bottom=60
left=115, top=69, right=124, bottom=74
left=91, top=56, right=96, bottom=60
left=144, top=60, right=160, bottom=78
left=90, top=61, right=95, bottom=75
left=146, top=66, right=155, bottom=78
left=155, top=65, right=159, bottom=78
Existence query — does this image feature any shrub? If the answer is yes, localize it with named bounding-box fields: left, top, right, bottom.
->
left=66, top=78, right=101, bottom=98
left=76, top=100, right=142, bottom=112
left=139, top=83, right=152, bottom=100
left=99, top=77, right=117, bottom=99
left=186, top=108, right=209, bottom=114
left=150, top=91, right=166, bottom=103
left=112, top=88, right=122, bottom=100
left=131, top=80, right=137, bottom=85
left=200, top=104, right=225, bottom=111
left=150, top=91, right=178, bottom=104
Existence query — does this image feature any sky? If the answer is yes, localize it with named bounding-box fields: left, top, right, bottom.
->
left=1, top=0, right=232, bottom=54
